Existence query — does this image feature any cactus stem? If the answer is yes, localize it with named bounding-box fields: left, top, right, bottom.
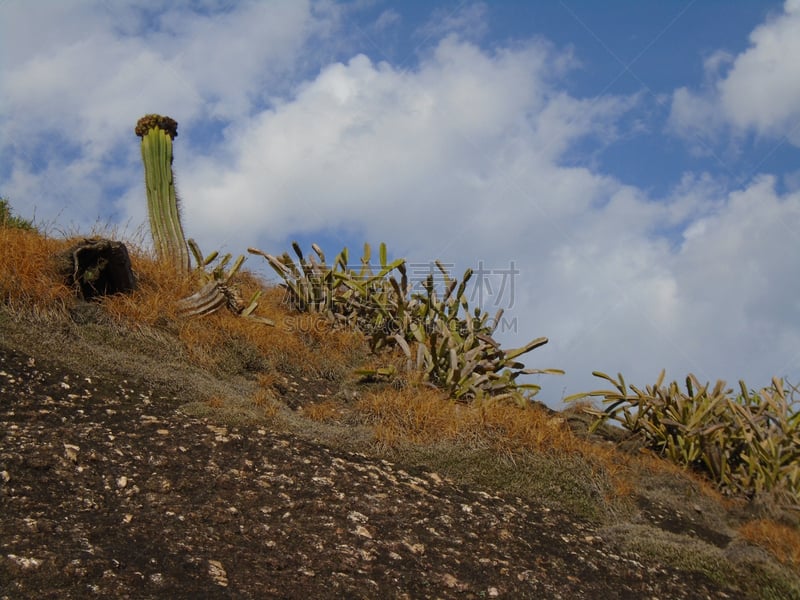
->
left=136, top=114, right=190, bottom=273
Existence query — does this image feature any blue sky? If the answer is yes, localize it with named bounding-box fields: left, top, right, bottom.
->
left=2, top=1, right=799, bottom=405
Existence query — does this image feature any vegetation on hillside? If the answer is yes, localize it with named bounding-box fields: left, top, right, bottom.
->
left=2, top=200, right=799, bottom=590
left=0, top=112, right=797, bottom=593
left=567, top=371, right=800, bottom=513
left=247, top=242, right=563, bottom=405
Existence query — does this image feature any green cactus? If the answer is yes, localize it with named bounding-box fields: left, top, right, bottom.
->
left=249, top=242, right=562, bottom=404
left=135, top=114, right=190, bottom=273
left=566, top=372, right=800, bottom=509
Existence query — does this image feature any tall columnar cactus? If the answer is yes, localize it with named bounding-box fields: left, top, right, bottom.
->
left=135, top=114, right=190, bottom=273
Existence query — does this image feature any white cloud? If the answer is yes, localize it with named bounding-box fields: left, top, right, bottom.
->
left=530, top=175, right=800, bottom=397
left=671, top=177, right=800, bottom=378
left=157, top=1, right=321, bottom=119
left=416, top=2, right=490, bottom=43
left=181, top=36, right=633, bottom=253
left=669, top=0, right=800, bottom=146
left=718, top=1, right=800, bottom=139
left=676, top=176, right=800, bottom=323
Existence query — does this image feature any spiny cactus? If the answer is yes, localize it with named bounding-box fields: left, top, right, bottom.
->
left=567, top=372, right=800, bottom=510
left=249, top=242, right=562, bottom=404
left=135, top=114, right=190, bottom=273
left=178, top=239, right=271, bottom=323
left=134, top=115, right=270, bottom=323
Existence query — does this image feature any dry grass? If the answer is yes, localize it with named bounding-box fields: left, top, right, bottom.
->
left=0, top=225, right=365, bottom=384
left=169, top=289, right=365, bottom=378
left=0, top=228, right=73, bottom=314
left=251, top=388, right=280, bottom=413
left=303, top=400, right=343, bottom=422
left=204, top=395, right=226, bottom=408
left=356, top=388, right=572, bottom=452
left=100, top=246, right=195, bottom=324
left=353, top=388, right=753, bottom=508
left=355, top=387, right=638, bottom=500
left=739, top=519, right=800, bottom=570
left=100, top=250, right=367, bottom=379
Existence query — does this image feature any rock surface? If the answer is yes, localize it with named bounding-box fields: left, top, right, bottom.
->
left=0, top=345, right=748, bottom=599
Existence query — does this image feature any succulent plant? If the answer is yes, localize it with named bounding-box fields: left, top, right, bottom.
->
left=178, top=238, right=270, bottom=322
left=135, top=114, right=190, bottom=273
left=249, top=242, right=562, bottom=404
left=567, top=372, right=800, bottom=510
left=134, top=115, right=270, bottom=323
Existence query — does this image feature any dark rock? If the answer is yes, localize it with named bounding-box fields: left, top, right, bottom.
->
left=57, top=237, right=136, bottom=300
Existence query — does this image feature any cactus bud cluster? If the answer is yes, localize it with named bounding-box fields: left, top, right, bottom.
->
left=135, top=114, right=178, bottom=139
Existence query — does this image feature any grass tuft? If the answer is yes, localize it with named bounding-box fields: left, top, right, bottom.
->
left=0, top=228, right=73, bottom=314
left=739, top=519, right=800, bottom=570
left=355, top=388, right=639, bottom=502
left=356, top=389, right=572, bottom=453
left=303, top=400, right=343, bottom=422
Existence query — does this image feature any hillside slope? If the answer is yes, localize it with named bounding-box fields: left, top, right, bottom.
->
left=1, top=304, right=799, bottom=599
left=0, top=218, right=799, bottom=598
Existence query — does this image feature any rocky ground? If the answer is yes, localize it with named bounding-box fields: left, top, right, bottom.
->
left=0, top=309, right=798, bottom=599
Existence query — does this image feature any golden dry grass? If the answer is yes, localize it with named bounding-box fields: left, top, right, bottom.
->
left=353, top=388, right=758, bottom=506
left=0, top=228, right=73, bottom=313
left=100, top=246, right=195, bottom=324
left=168, top=289, right=365, bottom=377
left=739, top=519, right=800, bottom=570
left=100, top=250, right=366, bottom=378
left=356, top=388, right=570, bottom=451
left=354, top=387, right=638, bottom=499
left=0, top=225, right=365, bottom=382
left=303, top=400, right=343, bottom=422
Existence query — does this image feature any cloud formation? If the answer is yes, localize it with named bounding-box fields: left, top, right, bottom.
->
left=669, top=0, right=800, bottom=147
left=180, top=35, right=629, bottom=250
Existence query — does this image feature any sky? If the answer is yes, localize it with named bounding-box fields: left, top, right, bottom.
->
left=2, top=0, right=799, bottom=406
